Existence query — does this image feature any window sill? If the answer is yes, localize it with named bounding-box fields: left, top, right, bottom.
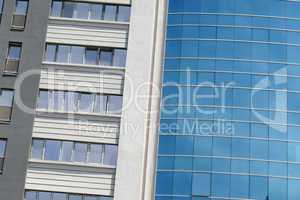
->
left=36, top=109, right=121, bottom=119
left=29, top=158, right=116, bottom=170
left=49, top=16, right=130, bottom=26
left=42, top=61, right=126, bottom=71
left=2, top=71, right=18, bottom=76
left=0, top=120, right=11, bottom=125
left=10, top=26, right=25, bottom=31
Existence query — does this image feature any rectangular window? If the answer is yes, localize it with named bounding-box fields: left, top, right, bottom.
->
left=113, top=49, right=127, bottom=67
left=51, top=0, right=63, bottom=17
left=85, top=47, right=98, bottom=65
left=25, top=191, right=112, bottom=200
left=45, top=44, right=57, bottom=62
left=99, top=49, right=113, bottom=66
left=107, top=95, right=123, bottom=115
left=103, top=144, right=118, bottom=165
left=70, top=46, right=84, bottom=64
left=64, top=91, right=78, bottom=112
left=37, top=90, right=123, bottom=115
left=45, top=44, right=127, bottom=67
left=50, top=1, right=130, bottom=22
left=90, top=4, right=103, bottom=20
left=0, top=0, right=4, bottom=21
left=31, top=139, right=44, bottom=160
left=4, top=42, right=22, bottom=74
left=75, top=3, right=89, bottom=19
left=78, top=93, right=93, bottom=113
left=88, top=144, right=102, bottom=164
left=56, top=45, right=70, bottom=63
left=61, top=141, right=73, bottom=162
left=103, top=5, right=117, bottom=21
left=117, top=6, right=130, bottom=22
left=62, top=2, right=75, bottom=18
left=94, top=94, right=107, bottom=114
left=15, top=0, right=28, bottom=15
left=0, top=140, right=6, bottom=172
left=52, top=90, right=65, bottom=111
left=12, top=0, right=28, bottom=29
left=73, top=143, right=87, bottom=163
left=44, top=140, right=61, bottom=161
left=37, top=90, right=48, bottom=110
left=31, top=139, right=118, bottom=166
left=0, top=89, right=14, bottom=122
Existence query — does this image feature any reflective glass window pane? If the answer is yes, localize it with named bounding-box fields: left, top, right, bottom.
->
left=69, top=195, right=82, bottom=200
left=194, top=136, right=212, bottom=156
left=38, top=192, right=51, bottom=200
left=37, top=90, right=48, bottom=110
left=212, top=174, right=230, bottom=197
left=73, top=143, right=87, bottom=162
left=15, top=0, right=28, bottom=15
left=288, top=179, right=300, bottom=200
left=56, top=45, right=70, bottom=63
left=44, top=140, right=61, bottom=161
left=231, top=159, right=249, bottom=173
left=212, top=158, right=230, bottom=172
left=52, top=193, right=67, bottom=200
left=113, top=49, right=127, bottom=67
left=250, top=160, right=268, bottom=175
left=51, top=1, right=62, bottom=17
left=52, top=90, right=64, bottom=111
left=0, top=140, right=6, bottom=158
left=289, top=142, right=300, bottom=162
left=94, top=95, right=107, bottom=114
left=0, top=0, right=3, bottom=14
left=78, top=93, right=93, bottom=112
left=75, top=3, right=89, bottom=19
left=230, top=175, right=249, bottom=198
left=45, top=44, right=57, bottom=62
left=88, top=144, right=102, bottom=164
left=64, top=91, right=78, bottom=112
left=117, top=6, right=130, bottom=22
left=31, top=140, right=44, bottom=159
left=70, top=46, right=85, bottom=64
left=107, top=95, right=123, bottom=115
left=173, top=172, right=192, bottom=195
left=103, top=145, right=118, bottom=165
left=25, top=191, right=37, bottom=200
left=192, top=173, right=210, bottom=196
left=250, top=139, right=268, bottom=159
left=269, top=178, right=287, bottom=200
left=232, top=138, right=249, bottom=158
left=100, top=49, right=113, bottom=66
left=174, top=156, right=192, bottom=170
left=0, top=90, right=13, bottom=107
left=270, top=162, right=287, bottom=177
left=269, top=141, right=287, bottom=161
left=103, top=5, right=117, bottom=21
left=61, top=141, right=73, bottom=162
left=90, top=4, right=103, bottom=20
left=8, top=44, right=21, bottom=60
left=62, top=2, right=75, bottom=18
left=101, top=197, right=113, bottom=200
left=85, top=48, right=98, bottom=65
left=84, top=196, right=97, bottom=200
left=250, top=176, right=268, bottom=200
left=213, top=137, right=231, bottom=157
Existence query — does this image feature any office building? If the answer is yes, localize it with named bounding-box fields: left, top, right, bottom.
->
left=1, top=0, right=300, bottom=200
left=156, top=0, right=300, bottom=200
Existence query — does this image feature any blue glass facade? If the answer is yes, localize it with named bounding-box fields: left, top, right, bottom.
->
left=155, top=0, right=300, bottom=199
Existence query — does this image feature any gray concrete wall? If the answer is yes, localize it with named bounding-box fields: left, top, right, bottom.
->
left=0, top=0, right=50, bottom=199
